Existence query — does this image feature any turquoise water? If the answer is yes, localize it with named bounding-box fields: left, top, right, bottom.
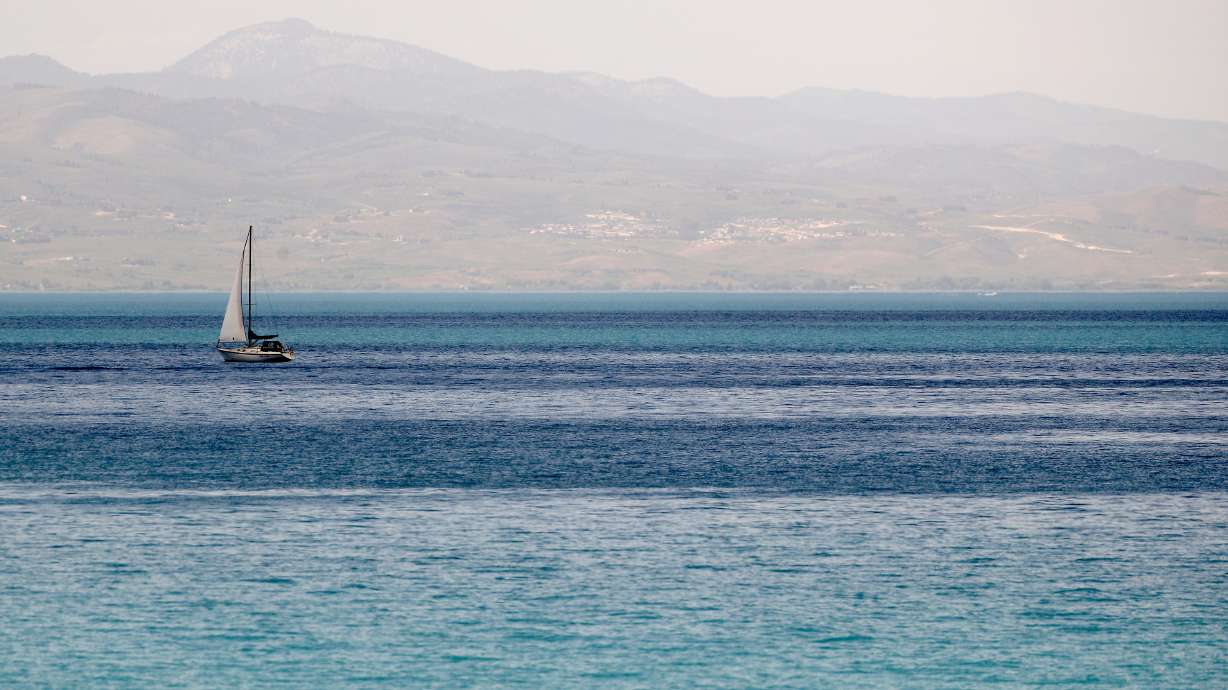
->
left=1, top=293, right=1226, bottom=687
left=3, top=489, right=1226, bottom=688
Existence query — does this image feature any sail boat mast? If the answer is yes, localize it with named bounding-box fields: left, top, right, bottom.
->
left=247, top=225, right=253, bottom=344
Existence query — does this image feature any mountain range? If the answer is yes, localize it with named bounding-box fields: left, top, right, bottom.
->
left=2, top=18, right=1226, bottom=290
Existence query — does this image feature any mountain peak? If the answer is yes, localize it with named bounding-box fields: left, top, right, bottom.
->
left=567, top=72, right=710, bottom=104
left=0, top=53, right=85, bottom=86
left=259, top=17, right=317, bottom=33
left=166, top=17, right=480, bottom=80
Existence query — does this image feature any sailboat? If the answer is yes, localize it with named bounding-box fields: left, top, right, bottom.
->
left=217, top=226, right=295, bottom=363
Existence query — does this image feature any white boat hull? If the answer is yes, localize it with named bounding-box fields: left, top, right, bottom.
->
left=218, top=347, right=295, bottom=363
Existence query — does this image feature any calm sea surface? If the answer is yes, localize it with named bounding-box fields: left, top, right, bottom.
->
left=1, top=292, right=1226, bottom=687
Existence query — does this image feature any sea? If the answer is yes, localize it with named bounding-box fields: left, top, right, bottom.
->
left=1, top=292, right=1225, bottom=688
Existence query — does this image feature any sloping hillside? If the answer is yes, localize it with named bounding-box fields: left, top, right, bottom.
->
left=1, top=19, right=1225, bottom=291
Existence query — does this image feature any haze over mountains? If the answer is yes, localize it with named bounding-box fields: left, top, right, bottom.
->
left=2, top=18, right=1226, bottom=290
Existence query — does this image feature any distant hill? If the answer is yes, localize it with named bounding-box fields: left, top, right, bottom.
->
left=1, top=19, right=1225, bottom=291
left=4, top=18, right=1227, bottom=167
left=780, top=88, right=1228, bottom=169
left=167, top=17, right=482, bottom=81
left=0, top=54, right=87, bottom=87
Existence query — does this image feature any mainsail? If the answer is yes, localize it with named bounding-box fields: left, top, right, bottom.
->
left=218, top=240, right=248, bottom=343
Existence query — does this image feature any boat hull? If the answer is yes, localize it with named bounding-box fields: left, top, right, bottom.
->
left=218, top=347, right=295, bottom=363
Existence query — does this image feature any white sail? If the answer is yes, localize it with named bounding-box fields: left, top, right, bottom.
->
left=218, top=240, right=247, bottom=343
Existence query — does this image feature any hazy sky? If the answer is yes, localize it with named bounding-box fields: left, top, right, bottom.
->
left=4, top=0, right=1226, bottom=121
